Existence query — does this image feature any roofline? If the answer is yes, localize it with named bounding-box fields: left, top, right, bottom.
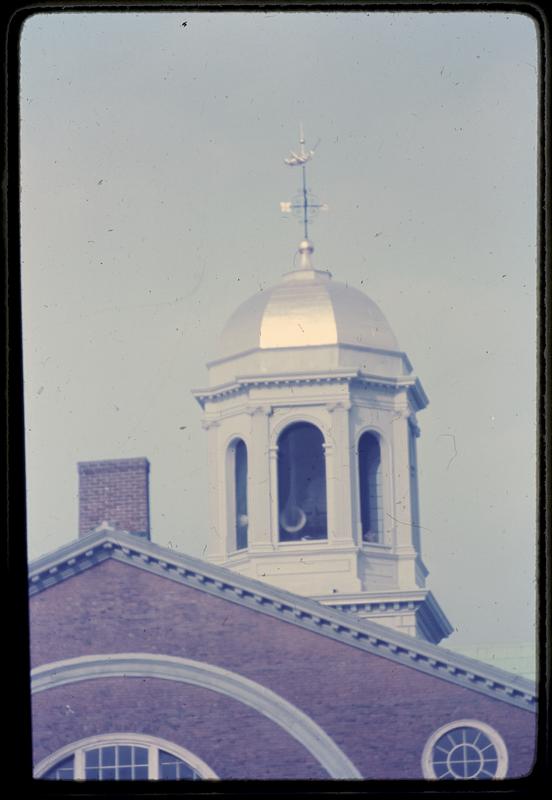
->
left=28, top=530, right=536, bottom=712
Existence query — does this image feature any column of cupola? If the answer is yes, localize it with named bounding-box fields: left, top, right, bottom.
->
left=389, top=394, right=421, bottom=590
left=326, top=400, right=355, bottom=546
left=246, top=405, right=274, bottom=553
left=390, top=396, right=419, bottom=553
left=202, top=418, right=225, bottom=564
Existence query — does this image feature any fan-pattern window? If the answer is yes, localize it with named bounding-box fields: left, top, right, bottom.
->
left=358, top=432, right=382, bottom=542
left=83, top=744, right=150, bottom=780
left=277, top=422, right=327, bottom=541
left=43, top=755, right=75, bottom=780
left=422, top=721, right=508, bottom=780
left=159, top=749, right=199, bottom=780
left=40, top=737, right=215, bottom=781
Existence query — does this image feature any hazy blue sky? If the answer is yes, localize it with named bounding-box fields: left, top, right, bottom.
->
left=20, top=10, right=538, bottom=651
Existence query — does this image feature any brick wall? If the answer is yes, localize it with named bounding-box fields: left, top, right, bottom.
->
left=30, top=559, right=537, bottom=780
left=31, top=679, right=327, bottom=780
left=78, top=458, right=150, bottom=539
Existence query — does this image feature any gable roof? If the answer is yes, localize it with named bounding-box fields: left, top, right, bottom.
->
left=28, top=530, right=536, bottom=712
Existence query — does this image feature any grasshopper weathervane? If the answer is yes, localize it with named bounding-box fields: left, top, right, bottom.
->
left=280, top=124, right=328, bottom=242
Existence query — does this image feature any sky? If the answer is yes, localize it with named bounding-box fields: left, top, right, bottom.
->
left=20, top=10, right=538, bottom=653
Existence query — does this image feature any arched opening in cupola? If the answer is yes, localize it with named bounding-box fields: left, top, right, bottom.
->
left=277, top=422, right=327, bottom=542
left=358, top=431, right=382, bottom=543
left=227, top=438, right=248, bottom=551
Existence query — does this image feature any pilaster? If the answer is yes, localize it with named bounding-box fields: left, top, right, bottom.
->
left=327, top=401, right=355, bottom=545
left=408, top=414, right=422, bottom=556
left=201, top=418, right=224, bottom=561
left=269, top=444, right=279, bottom=547
left=390, top=403, right=416, bottom=552
left=246, top=405, right=274, bottom=552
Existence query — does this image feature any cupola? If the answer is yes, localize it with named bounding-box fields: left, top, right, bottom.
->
left=192, top=130, right=451, bottom=644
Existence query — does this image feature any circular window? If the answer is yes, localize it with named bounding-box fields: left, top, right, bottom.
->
left=422, top=720, right=508, bottom=780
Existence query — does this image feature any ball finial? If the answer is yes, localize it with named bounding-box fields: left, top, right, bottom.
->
left=297, top=238, right=315, bottom=270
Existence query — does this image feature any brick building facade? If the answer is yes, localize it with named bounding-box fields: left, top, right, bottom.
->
left=29, top=524, right=536, bottom=781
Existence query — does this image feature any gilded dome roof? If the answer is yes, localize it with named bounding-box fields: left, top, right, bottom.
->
left=217, top=242, right=398, bottom=360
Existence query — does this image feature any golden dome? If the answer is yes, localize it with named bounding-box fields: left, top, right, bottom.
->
left=218, top=245, right=398, bottom=360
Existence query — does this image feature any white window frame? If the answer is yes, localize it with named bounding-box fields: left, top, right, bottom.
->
left=421, top=719, right=509, bottom=780
left=34, top=732, right=218, bottom=780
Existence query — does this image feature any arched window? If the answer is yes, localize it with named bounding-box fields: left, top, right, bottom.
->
left=228, top=439, right=248, bottom=551
left=277, top=422, right=327, bottom=541
left=358, top=432, right=382, bottom=543
left=36, top=734, right=218, bottom=781
left=234, top=439, right=248, bottom=550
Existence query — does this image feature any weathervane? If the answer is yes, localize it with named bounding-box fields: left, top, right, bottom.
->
left=280, top=124, right=328, bottom=244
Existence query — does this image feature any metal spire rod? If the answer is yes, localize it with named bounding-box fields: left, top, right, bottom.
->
left=280, top=125, right=327, bottom=244
left=301, top=162, right=309, bottom=240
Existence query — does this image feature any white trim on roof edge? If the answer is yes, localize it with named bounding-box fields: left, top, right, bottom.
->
left=31, top=653, right=362, bottom=780
left=28, top=530, right=536, bottom=711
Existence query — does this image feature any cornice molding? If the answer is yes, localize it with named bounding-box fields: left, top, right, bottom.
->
left=317, top=588, right=453, bottom=644
left=192, top=369, right=357, bottom=407
left=28, top=531, right=536, bottom=712
left=192, top=370, right=428, bottom=409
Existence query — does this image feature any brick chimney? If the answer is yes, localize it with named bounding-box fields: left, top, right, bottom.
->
left=78, top=457, right=151, bottom=539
